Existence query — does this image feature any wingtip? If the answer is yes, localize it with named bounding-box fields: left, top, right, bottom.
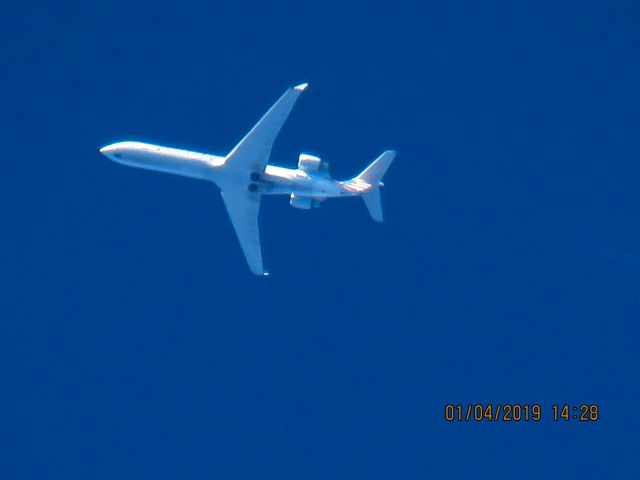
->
left=294, top=82, right=309, bottom=91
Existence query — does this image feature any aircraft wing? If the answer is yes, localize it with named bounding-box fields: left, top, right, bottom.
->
left=220, top=187, right=266, bottom=276
left=225, top=83, right=308, bottom=174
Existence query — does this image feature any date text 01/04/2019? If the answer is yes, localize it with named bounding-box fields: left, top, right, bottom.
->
left=444, top=404, right=599, bottom=422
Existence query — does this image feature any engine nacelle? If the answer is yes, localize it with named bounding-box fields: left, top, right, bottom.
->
left=298, top=153, right=321, bottom=171
left=298, top=153, right=331, bottom=178
left=290, top=193, right=321, bottom=210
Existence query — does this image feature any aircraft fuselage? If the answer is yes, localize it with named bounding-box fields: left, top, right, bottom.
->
left=100, top=141, right=350, bottom=199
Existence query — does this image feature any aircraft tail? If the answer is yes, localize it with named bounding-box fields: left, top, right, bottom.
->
left=362, top=189, right=384, bottom=222
left=354, top=150, right=396, bottom=185
left=347, top=150, right=396, bottom=222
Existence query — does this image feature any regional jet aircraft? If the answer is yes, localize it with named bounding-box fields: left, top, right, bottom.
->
left=100, top=83, right=395, bottom=275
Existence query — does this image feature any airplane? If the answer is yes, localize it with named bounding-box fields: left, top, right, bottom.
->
left=99, top=83, right=396, bottom=276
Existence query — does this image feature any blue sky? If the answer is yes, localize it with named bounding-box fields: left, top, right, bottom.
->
left=1, top=1, right=639, bottom=478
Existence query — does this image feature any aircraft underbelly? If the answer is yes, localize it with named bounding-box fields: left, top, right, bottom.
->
left=117, top=151, right=215, bottom=180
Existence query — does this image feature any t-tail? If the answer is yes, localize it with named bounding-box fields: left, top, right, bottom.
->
left=344, top=150, right=396, bottom=222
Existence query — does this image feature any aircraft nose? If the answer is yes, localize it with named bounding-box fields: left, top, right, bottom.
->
left=99, top=144, right=123, bottom=160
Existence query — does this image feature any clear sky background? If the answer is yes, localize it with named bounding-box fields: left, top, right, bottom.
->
left=1, top=1, right=639, bottom=478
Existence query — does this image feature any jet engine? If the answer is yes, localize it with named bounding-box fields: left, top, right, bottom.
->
left=290, top=193, right=321, bottom=209
left=298, top=153, right=331, bottom=178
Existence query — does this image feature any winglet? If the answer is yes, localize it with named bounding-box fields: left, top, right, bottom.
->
left=294, top=82, right=309, bottom=91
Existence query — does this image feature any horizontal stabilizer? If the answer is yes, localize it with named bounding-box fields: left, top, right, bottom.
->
left=350, top=150, right=396, bottom=222
left=362, top=189, right=384, bottom=222
left=355, top=150, right=396, bottom=185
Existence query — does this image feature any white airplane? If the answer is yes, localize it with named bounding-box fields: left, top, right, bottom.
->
left=100, top=83, right=395, bottom=276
